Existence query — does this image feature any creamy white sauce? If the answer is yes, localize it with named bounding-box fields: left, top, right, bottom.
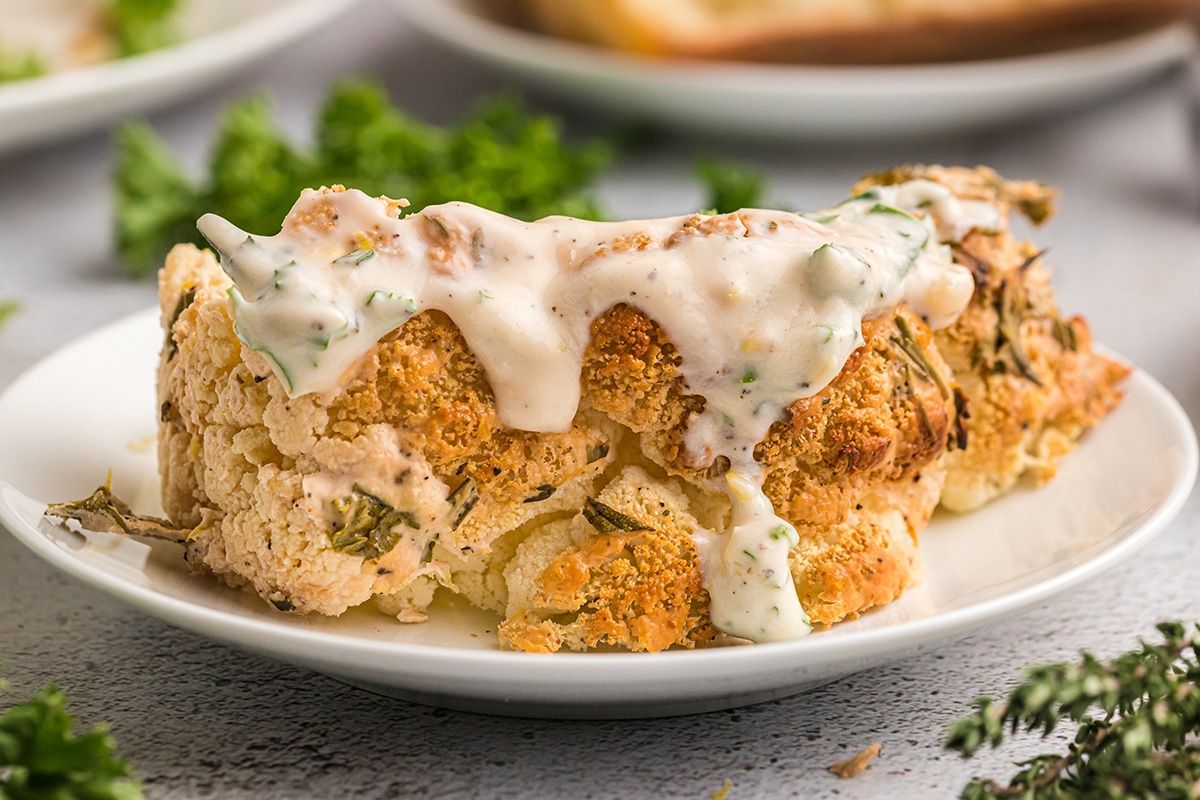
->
left=693, top=471, right=810, bottom=641
left=197, top=180, right=978, bottom=643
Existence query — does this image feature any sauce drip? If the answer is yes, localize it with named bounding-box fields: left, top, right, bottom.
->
left=197, top=181, right=976, bottom=643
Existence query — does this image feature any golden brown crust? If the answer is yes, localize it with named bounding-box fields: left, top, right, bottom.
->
left=515, top=0, right=1182, bottom=65
left=498, top=468, right=718, bottom=653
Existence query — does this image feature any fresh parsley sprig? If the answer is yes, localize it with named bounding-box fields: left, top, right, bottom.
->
left=113, top=79, right=769, bottom=278
left=696, top=157, right=767, bottom=215
left=947, top=622, right=1200, bottom=799
left=114, top=80, right=612, bottom=277
left=0, top=45, right=45, bottom=84
left=105, top=0, right=179, bottom=58
left=0, top=681, right=143, bottom=800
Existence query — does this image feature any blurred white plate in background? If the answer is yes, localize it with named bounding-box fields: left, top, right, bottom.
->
left=396, top=0, right=1196, bottom=138
left=0, top=0, right=358, bottom=153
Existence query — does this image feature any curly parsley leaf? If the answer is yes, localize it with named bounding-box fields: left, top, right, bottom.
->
left=114, top=79, right=612, bottom=276
left=0, top=681, right=143, bottom=800
left=104, top=0, right=179, bottom=58
left=113, top=123, right=200, bottom=277
left=696, top=157, right=766, bottom=214
left=0, top=44, right=45, bottom=84
left=204, top=94, right=318, bottom=242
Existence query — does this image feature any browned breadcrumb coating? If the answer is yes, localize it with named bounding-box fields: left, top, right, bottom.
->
left=499, top=467, right=719, bottom=653
left=855, top=165, right=1129, bottom=511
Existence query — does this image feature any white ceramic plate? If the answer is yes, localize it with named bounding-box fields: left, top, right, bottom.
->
left=394, top=0, right=1197, bottom=138
left=0, top=309, right=1195, bottom=718
left=0, top=0, right=358, bottom=153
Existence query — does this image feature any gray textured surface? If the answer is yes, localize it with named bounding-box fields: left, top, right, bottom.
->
left=2, top=2, right=1200, bottom=797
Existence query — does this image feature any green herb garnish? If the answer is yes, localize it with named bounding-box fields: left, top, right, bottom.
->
left=869, top=202, right=915, bottom=219
left=997, top=279, right=1042, bottom=387
left=114, top=79, right=782, bottom=277
left=364, top=291, right=417, bottom=315
left=948, top=622, right=1200, bottom=799
left=890, top=314, right=951, bottom=399
left=0, top=44, right=45, bottom=84
left=0, top=299, right=19, bottom=332
left=105, top=0, right=179, bottom=58
left=447, top=477, right=479, bottom=531
left=113, top=122, right=203, bottom=276
left=114, top=81, right=612, bottom=276
left=1016, top=195, right=1055, bottom=226
left=329, top=484, right=418, bottom=559
left=333, top=248, right=375, bottom=265
left=0, top=680, right=144, bottom=800
left=696, top=157, right=766, bottom=214
left=45, top=478, right=187, bottom=542
left=768, top=524, right=792, bottom=541
left=807, top=213, right=840, bottom=225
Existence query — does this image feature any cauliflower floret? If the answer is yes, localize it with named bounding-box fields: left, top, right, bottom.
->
left=152, top=165, right=1126, bottom=648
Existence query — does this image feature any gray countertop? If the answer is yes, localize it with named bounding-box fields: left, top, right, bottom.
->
left=3, top=2, right=1200, bottom=797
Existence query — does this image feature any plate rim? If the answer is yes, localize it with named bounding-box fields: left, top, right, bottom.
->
left=400, top=0, right=1194, bottom=85
left=0, top=308, right=1195, bottom=710
left=0, top=0, right=360, bottom=149
left=395, top=0, right=1197, bottom=135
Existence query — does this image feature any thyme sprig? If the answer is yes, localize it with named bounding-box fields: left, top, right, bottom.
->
left=696, top=157, right=767, bottom=215
left=105, top=0, right=179, bottom=58
left=45, top=477, right=188, bottom=542
left=582, top=497, right=651, bottom=533
left=947, top=622, right=1200, bottom=799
